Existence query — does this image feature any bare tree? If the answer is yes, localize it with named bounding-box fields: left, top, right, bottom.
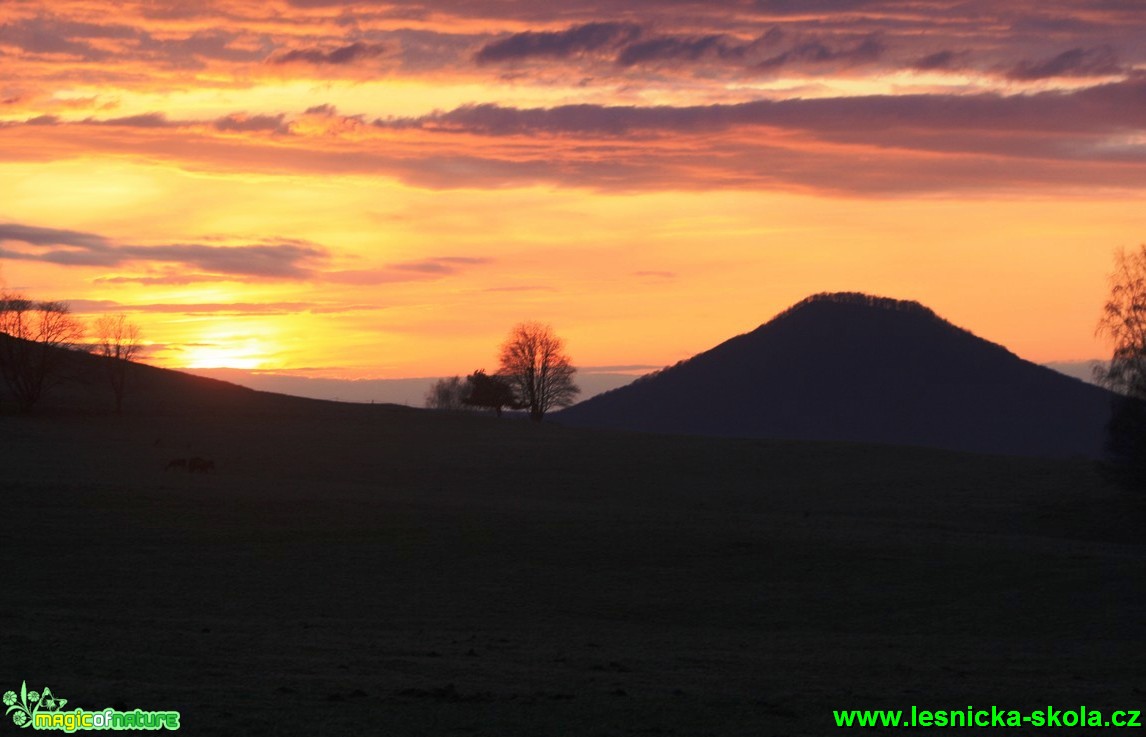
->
left=0, top=294, right=86, bottom=412
left=1097, top=245, right=1146, bottom=397
left=94, top=313, right=143, bottom=414
left=1096, top=245, right=1146, bottom=488
left=424, top=375, right=468, bottom=411
left=497, top=322, right=579, bottom=422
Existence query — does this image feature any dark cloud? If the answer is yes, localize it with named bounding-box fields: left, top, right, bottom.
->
left=138, top=1, right=216, bottom=20
left=476, top=22, right=642, bottom=63
left=136, top=29, right=270, bottom=67
left=476, top=22, right=882, bottom=74
left=755, top=34, right=883, bottom=70
left=1010, top=16, right=1108, bottom=34
left=386, top=77, right=1146, bottom=139
left=755, top=0, right=883, bottom=12
left=66, top=299, right=122, bottom=313
left=271, top=42, right=387, bottom=65
left=89, top=113, right=172, bottom=127
left=0, top=16, right=263, bottom=69
left=615, top=26, right=788, bottom=67
left=0, top=223, right=109, bottom=250
left=1006, top=45, right=1123, bottom=80
left=911, top=49, right=968, bottom=71
left=127, top=243, right=327, bottom=278
left=350, top=77, right=1146, bottom=194
left=0, top=17, right=119, bottom=59
left=617, top=34, right=751, bottom=67
left=0, top=222, right=328, bottom=279
left=214, top=113, right=289, bottom=134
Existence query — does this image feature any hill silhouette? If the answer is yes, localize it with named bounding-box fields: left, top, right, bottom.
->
left=558, top=292, right=1113, bottom=457
left=0, top=332, right=364, bottom=416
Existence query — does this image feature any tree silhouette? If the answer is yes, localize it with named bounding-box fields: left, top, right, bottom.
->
left=0, top=294, right=85, bottom=413
left=424, top=375, right=468, bottom=411
left=463, top=369, right=518, bottom=417
left=1096, top=245, right=1146, bottom=488
left=497, top=322, right=579, bottom=422
left=93, top=313, right=143, bottom=414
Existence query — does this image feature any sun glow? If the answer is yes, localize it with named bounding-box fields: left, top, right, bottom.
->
left=179, top=337, right=273, bottom=371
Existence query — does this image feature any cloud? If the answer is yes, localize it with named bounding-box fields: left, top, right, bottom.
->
left=616, top=33, right=759, bottom=67
left=214, top=113, right=289, bottom=134
left=392, top=256, right=492, bottom=273
left=755, top=34, right=883, bottom=71
left=0, top=17, right=113, bottom=60
left=93, top=273, right=237, bottom=285
left=89, top=113, right=172, bottom=128
left=5, top=75, right=1146, bottom=196
left=326, top=256, right=492, bottom=284
left=911, top=49, right=968, bottom=71
left=67, top=298, right=381, bottom=316
left=127, top=243, right=327, bottom=278
left=476, top=22, right=642, bottom=63
left=0, top=16, right=264, bottom=70
left=1006, top=46, right=1123, bottom=80
left=1010, top=15, right=1108, bottom=35
left=382, top=77, right=1146, bottom=140
left=270, top=42, right=388, bottom=65
left=0, top=222, right=328, bottom=279
left=129, top=302, right=316, bottom=315
left=66, top=299, right=122, bottom=313
left=755, top=0, right=884, bottom=12
left=0, top=223, right=110, bottom=250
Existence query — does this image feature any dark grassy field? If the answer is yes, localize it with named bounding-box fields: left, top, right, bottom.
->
left=3, top=400, right=1145, bottom=735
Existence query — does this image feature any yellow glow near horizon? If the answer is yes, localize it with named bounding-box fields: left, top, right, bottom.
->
left=2, top=153, right=1139, bottom=379
left=181, top=345, right=266, bottom=370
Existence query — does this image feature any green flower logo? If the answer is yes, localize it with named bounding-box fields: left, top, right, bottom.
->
left=4, top=682, right=64, bottom=729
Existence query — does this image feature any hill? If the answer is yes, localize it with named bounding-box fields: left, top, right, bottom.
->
left=0, top=332, right=366, bottom=416
left=558, top=292, right=1114, bottom=457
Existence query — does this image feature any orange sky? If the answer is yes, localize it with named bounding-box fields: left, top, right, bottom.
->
left=1, top=0, right=1144, bottom=378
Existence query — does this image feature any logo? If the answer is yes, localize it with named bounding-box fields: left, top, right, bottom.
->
left=4, top=682, right=179, bottom=732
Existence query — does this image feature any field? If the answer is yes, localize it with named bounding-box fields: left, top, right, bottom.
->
left=4, top=400, right=1145, bottom=735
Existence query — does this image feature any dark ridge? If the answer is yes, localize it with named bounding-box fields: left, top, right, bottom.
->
left=558, top=292, right=1114, bottom=458
left=0, top=332, right=410, bottom=418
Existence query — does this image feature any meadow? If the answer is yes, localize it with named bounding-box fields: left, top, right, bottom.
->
left=3, top=398, right=1144, bottom=735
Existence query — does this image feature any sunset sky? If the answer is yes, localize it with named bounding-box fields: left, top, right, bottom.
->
left=1, top=0, right=1144, bottom=380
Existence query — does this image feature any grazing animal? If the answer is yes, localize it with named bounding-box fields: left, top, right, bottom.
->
left=188, top=457, right=215, bottom=473
left=165, top=458, right=188, bottom=471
